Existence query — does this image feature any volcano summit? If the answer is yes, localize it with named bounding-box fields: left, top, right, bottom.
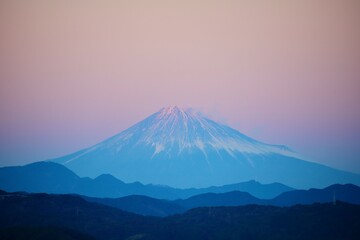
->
left=51, top=106, right=360, bottom=189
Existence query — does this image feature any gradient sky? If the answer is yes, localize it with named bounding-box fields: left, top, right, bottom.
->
left=0, top=0, right=359, bottom=173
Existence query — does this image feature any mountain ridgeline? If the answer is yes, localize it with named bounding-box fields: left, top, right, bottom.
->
left=50, top=106, right=360, bottom=189
left=1, top=190, right=360, bottom=240
left=0, top=161, right=293, bottom=200
left=1, top=161, right=360, bottom=217
left=81, top=183, right=360, bottom=217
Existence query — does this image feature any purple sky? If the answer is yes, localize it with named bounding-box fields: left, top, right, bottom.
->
left=1, top=1, right=360, bottom=173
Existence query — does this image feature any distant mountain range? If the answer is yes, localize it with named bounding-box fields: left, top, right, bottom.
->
left=0, top=161, right=293, bottom=200
left=49, top=106, right=360, bottom=189
left=178, top=183, right=360, bottom=209
left=81, top=195, right=185, bottom=217
left=82, top=183, right=360, bottom=217
left=1, top=161, right=360, bottom=217
left=271, top=183, right=360, bottom=206
left=1, top=190, right=359, bottom=240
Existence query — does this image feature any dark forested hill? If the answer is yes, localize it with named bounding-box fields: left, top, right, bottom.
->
left=1, top=190, right=359, bottom=240
left=81, top=184, right=360, bottom=217
left=0, top=191, right=158, bottom=240
left=0, top=226, right=96, bottom=240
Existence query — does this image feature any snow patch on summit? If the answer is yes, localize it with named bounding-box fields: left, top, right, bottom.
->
left=152, top=143, right=165, bottom=157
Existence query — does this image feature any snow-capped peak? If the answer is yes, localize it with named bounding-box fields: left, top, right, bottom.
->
left=89, top=106, right=299, bottom=161
left=159, top=105, right=184, bottom=115
left=157, top=106, right=201, bottom=120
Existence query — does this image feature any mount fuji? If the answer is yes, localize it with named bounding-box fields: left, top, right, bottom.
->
left=51, top=106, right=360, bottom=189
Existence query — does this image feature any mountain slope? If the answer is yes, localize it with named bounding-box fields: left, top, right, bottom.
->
left=0, top=161, right=79, bottom=193
left=50, top=106, right=360, bottom=189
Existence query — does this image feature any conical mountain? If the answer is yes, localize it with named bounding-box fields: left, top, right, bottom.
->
left=51, top=106, right=360, bottom=189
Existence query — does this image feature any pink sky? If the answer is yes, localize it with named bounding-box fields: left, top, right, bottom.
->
left=1, top=0, right=360, bottom=173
